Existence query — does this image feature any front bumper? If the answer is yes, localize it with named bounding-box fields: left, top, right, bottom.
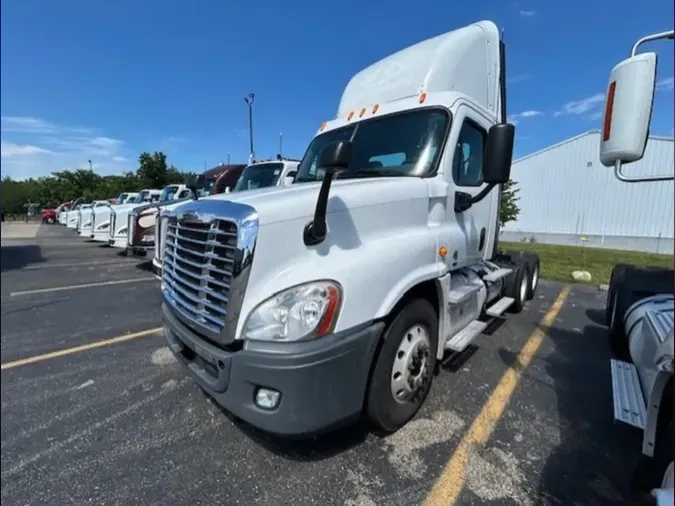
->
left=92, top=230, right=110, bottom=242
left=162, top=303, right=383, bottom=437
left=152, top=257, right=162, bottom=279
left=108, top=236, right=127, bottom=249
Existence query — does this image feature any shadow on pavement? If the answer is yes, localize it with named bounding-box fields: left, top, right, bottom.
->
left=526, top=321, right=642, bottom=505
left=202, top=389, right=370, bottom=462
left=1, top=245, right=45, bottom=272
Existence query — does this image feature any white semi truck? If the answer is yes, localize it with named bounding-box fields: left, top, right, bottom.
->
left=77, top=200, right=112, bottom=238
left=107, top=189, right=162, bottom=248
left=601, top=29, right=674, bottom=504
left=159, top=20, right=541, bottom=437
left=90, top=192, right=139, bottom=242
left=151, top=158, right=300, bottom=275
left=66, top=203, right=90, bottom=229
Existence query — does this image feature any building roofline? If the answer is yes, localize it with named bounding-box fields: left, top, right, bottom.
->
left=513, top=129, right=675, bottom=164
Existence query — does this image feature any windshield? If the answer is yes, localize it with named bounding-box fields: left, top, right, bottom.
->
left=295, top=109, right=449, bottom=182
left=133, top=190, right=150, bottom=203
left=234, top=163, right=284, bottom=192
left=159, top=185, right=180, bottom=202
left=114, top=193, right=128, bottom=205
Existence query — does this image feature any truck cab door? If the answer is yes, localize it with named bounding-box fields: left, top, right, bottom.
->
left=446, top=105, right=496, bottom=266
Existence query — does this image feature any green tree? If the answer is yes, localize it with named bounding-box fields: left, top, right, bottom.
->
left=499, top=179, right=520, bottom=228
left=136, top=151, right=170, bottom=189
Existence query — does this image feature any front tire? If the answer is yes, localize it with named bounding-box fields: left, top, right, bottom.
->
left=366, top=298, right=438, bottom=434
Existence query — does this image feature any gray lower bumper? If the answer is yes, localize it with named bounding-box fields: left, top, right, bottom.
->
left=162, top=303, right=383, bottom=437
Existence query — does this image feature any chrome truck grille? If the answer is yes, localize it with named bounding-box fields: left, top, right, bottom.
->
left=161, top=200, right=259, bottom=345
left=109, top=211, right=116, bottom=240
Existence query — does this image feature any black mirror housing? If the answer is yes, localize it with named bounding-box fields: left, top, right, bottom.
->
left=483, top=123, right=515, bottom=184
left=318, top=140, right=354, bottom=173
left=186, top=174, right=204, bottom=200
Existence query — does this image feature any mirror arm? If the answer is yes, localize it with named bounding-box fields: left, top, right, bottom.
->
left=453, top=182, right=497, bottom=213
left=614, top=160, right=674, bottom=183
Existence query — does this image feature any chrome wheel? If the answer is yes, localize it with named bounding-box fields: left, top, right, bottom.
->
left=390, top=324, right=431, bottom=403
left=519, top=272, right=528, bottom=303
left=530, top=264, right=539, bottom=293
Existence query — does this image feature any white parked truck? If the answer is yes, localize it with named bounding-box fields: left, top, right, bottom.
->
left=107, top=189, right=162, bottom=248
left=77, top=200, right=111, bottom=238
left=601, top=29, right=674, bottom=505
left=90, top=192, right=138, bottom=242
left=66, top=203, right=90, bottom=229
left=125, top=184, right=195, bottom=256
left=159, top=20, right=541, bottom=437
left=151, top=158, right=300, bottom=275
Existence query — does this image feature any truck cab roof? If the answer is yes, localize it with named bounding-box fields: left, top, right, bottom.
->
left=334, top=20, right=500, bottom=126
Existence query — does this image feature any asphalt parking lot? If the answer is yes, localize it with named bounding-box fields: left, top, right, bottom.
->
left=1, top=223, right=644, bottom=505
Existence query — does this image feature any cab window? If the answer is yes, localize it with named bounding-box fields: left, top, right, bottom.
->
left=452, top=120, right=486, bottom=187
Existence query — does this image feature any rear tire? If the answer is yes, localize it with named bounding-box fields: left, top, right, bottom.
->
left=606, top=263, right=630, bottom=326
left=504, top=264, right=528, bottom=314
left=366, top=298, right=438, bottom=434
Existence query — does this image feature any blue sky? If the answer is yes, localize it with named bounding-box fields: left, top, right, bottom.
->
left=1, top=0, right=673, bottom=180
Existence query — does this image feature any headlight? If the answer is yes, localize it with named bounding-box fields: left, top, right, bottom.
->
left=243, top=280, right=342, bottom=343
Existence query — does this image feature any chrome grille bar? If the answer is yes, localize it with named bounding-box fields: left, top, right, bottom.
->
left=162, top=216, right=237, bottom=334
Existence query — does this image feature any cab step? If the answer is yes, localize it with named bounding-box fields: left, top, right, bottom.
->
left=486, top=296, right=514, bottom=317
left=610, top=359, right=646, bottom=429
left=445, top=320, right=488, bottom=352
left=483, top=267, right=512, bottom=282
left=448, top=284, right=480, bottom=305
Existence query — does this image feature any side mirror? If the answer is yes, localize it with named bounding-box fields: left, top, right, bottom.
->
left=318, top=140, right=354, bottom=174
left=599, top=52, right=657, bottom=167
left=483, top=123, right=515, bottom=184
left=186, top=174, right=204, bottom=200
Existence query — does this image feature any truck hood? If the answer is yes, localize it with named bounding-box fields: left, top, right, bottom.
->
left=111, top=203, right=145, bottom=214
left=183, top=178, right=430, bottom=226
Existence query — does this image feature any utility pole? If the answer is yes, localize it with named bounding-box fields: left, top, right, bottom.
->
left=244, top=93, right=255, bottom=164
left=88, top=159, right=93, bottom=172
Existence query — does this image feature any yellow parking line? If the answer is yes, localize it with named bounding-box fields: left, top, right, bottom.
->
left=10, top=277, right=156, bottom=297
left=0, top=327, right=163, bottom=370
left=424, top=285, right=571, bottom=506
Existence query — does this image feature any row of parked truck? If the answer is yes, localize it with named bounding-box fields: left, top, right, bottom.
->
left=55, top=157, right=300, bottom=258
left=53, top=19, right=672, bottom=503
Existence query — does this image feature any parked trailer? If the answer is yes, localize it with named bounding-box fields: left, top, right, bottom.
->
left=151, top=158, right=300, bottom=276
left=600, top=29, right=674, bottom=505
left=158, top=20, right=541, bottom=438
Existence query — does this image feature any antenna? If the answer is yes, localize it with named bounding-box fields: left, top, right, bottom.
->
left=279, top=132, right=283, bottom=159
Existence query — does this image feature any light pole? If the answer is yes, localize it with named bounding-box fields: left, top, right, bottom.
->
left=88, top=159, right=93, bottom=172
left=244, top=93, right=255, bottom=164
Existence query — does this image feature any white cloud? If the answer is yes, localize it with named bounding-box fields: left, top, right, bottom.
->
left=519, top=10, right=535, bottom=17
left=554, top=93, right=605, bottom=117
left=508, top=110, right=544, bottom=125
left=656, top=76, right=674, bottom=92
left=0, top=116, right=129, bottom=180
left=1, top=141, right=53, bottom=158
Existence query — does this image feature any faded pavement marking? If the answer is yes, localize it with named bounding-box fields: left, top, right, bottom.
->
left=424, top=285, right=571, bottom=505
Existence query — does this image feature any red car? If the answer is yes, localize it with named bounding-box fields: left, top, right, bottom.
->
left=41, top=208, right=57, bottom=224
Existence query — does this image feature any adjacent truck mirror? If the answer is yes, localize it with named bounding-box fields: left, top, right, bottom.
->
left=599, top=52, right=657, bottom=168
left=186, top=174, right=204, bottom=200
left=303, top=140, right=354, bottom=246
left=483, top=123, right=515, bottom=184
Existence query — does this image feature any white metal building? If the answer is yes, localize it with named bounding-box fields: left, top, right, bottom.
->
left=501, top=130, right=674, bottom=254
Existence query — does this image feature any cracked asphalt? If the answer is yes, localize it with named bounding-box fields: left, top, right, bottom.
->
left=1, top=223, right=643, bottom=505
